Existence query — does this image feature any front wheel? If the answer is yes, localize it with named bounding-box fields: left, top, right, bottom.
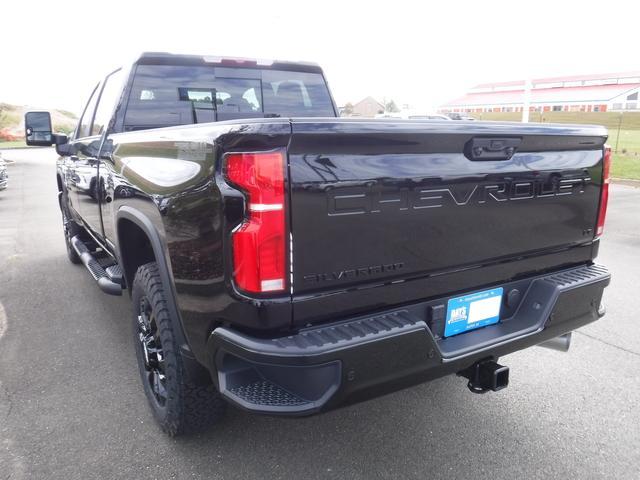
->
left=132, top=262, right=226, bottom=436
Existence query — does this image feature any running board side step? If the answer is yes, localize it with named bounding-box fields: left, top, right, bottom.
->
left=70, top=235, right=123, bottom=296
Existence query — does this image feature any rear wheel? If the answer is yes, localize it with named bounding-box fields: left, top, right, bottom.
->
left=132, top=262, right=226, bottom=436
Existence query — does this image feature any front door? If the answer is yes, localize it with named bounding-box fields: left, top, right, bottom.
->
left=63, top=83, right=100, bottom=223
left=90, top=68, right=125, bottom=247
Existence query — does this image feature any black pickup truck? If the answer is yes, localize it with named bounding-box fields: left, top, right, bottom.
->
left=26, top=52, right=611, bottom=436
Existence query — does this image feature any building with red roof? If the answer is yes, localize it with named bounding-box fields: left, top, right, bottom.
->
left=440, top=71, right=640, bottom=114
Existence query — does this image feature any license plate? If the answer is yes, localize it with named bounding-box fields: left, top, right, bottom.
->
left=444, top=287, right=503, bottom=338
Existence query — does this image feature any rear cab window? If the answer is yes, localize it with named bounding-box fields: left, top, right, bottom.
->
left=123, top=64, right=335, bottom=131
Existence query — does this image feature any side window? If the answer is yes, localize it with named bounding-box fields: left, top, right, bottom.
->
left=77, top=83, right=101, bottom=138
left=92, top=69, right=124, bottom=136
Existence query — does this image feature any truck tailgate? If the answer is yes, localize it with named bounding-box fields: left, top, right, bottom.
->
left=287, top=120, right=606, bottom=318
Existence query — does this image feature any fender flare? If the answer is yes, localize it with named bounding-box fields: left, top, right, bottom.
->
left=115, top=206, right=194, bottom=360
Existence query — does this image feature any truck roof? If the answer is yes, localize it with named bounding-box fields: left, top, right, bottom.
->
left=135, top=52, right=324, bottom=73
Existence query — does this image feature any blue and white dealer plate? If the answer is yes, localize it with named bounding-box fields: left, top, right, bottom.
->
left=444, top=287, right=503, bottom=337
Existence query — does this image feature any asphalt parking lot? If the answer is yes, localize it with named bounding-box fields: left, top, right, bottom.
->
left=1, top=148, right=639, bottom=480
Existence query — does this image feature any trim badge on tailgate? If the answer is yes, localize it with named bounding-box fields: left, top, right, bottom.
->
left=303, top=262, right=404, bottom=284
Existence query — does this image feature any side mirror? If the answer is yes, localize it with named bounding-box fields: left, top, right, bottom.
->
left=55, top=140, right=76, bottom=157
left=25, top=111, right=53, bottom=146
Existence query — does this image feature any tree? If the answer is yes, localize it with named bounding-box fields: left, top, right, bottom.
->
left=342, top=102, right=354, bottom=115
left=384, top=99, right=400, bottom=113
left=0, top=103, right=7, bottom=128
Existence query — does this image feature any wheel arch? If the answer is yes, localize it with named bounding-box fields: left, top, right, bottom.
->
left=116, top=216, right=157, bottom=291
left=115, top=206, right=173, bottom=293
left=115, top=207, right=212, bottom=384
left=116, top=209, right=185, bottom=343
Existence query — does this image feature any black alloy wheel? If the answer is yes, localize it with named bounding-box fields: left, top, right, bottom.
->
left=136, top=296, right=168, bottom=408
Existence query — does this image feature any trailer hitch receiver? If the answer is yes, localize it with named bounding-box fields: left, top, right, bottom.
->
left=459, top=359, right=509, bottom=394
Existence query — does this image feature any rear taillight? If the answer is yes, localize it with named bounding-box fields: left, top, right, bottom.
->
left=225, top=150, right=287, bottom=293
left=595, top=145, right=611, bottom=238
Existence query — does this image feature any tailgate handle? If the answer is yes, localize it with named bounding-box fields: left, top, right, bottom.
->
left=465, top=137, right=521, bottom=161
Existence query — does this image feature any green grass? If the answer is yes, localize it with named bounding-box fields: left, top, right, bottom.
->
left=607, top=129, right=640, bottom=180
left=471, top=111, right=640, bottom=130
left=609, top=129, right=640, bottom=153
left=611, top=154, right=640, bottom=180
left=0, top=140, right=27, bottom=149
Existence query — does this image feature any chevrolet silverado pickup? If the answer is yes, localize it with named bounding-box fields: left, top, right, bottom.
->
left=25, top=52, right=611, bottom=436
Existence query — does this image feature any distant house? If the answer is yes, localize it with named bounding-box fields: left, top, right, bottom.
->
left=440, top=71, right=640, bottom=114
left=350, top=96, right=385, bottom=117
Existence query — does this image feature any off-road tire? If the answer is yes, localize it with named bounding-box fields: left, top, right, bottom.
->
left=132, top=262, right=226, bottom=436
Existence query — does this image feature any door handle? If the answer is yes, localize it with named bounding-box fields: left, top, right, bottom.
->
left=465, top=137, right=522, bottom=161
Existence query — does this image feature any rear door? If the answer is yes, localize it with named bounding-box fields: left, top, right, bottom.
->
left=287, top=120, right=606, bottom=298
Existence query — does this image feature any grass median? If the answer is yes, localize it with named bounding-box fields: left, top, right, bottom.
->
left=612, top=154, right=640, bottom=180
left=0, top=140, right=27, bottom=149
left=608, top=129, right=640, bottom=180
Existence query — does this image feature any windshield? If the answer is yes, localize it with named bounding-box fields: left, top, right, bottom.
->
left=123, top=64, right=335, bottom=131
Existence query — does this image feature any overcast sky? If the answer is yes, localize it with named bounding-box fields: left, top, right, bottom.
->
left=2, top=0, right=638, bottom=114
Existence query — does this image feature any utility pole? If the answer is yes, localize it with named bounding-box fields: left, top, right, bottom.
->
left=614, top=112, right=623, bottom=153
left=522, top=77, right=532, bottom=123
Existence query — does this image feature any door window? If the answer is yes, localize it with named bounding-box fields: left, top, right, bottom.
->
left=77, top=83, right=101, bottom=138
left=92, top=69, right=125, bottom=136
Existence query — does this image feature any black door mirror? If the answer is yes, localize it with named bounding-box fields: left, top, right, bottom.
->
left=56, top=141, right=76, bottom=157
left=25, top=111, right=53, bottom=146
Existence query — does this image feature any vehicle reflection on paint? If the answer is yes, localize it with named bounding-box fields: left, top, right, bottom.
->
left=0, top=156, right=8, bottom=190
left=69, top=159, right=100, bottom=199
